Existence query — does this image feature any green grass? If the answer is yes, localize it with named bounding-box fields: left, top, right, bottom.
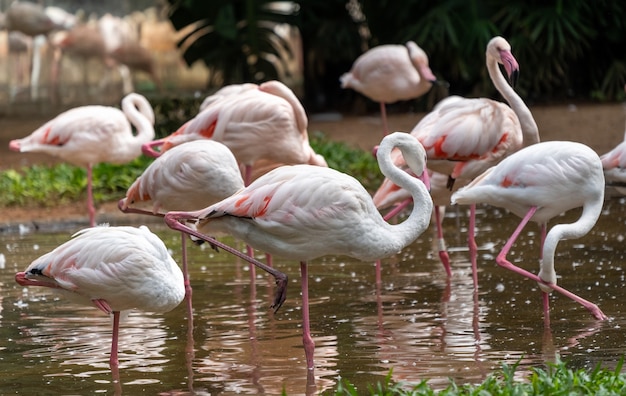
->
left=0, top=135, right=380, bottom=207
left=326, top=358, right=626, bottom=395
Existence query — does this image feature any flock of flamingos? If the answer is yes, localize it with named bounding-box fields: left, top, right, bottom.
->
left=6, top=12, right=626, bottom=385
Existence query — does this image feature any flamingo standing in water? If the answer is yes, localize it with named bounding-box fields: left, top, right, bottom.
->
left=164, top=132, right=434, bottom=371
left=340, top=41, right=439, bottom=136
left=9, top=93, right=156, bottom=227
left=451, top=141, right=607, bottom=322
left=142, top=80, right=327, bottom=186
left=600, top=85, right=626, bottom=195
left=15, top=225, right=186, bottom=369
left=118, top=140, right=245, bottom=315
left=411, top=36, right=540, bottom=286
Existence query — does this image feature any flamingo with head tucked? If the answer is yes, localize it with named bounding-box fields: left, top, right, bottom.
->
left=15, top=225, right=185, bottom=369
left=341, top=41, right=439, bottom=136
left=451, top=140, right=607, bottom=323
left=9, top=93, right=155, bottom=226
left=142, top=80, right=327, bottom=186
left=164, top=132, right=433, bottom=371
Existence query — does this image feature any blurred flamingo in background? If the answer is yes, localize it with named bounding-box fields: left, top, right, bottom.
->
left=451, top=141, right=607, bottom=323
left=341, top=41, right=439, bottom=136
left=164, top=132, right=433, bottom=371
left=118, top=140, right=245, bottom=316
left=600, top=85, right=626, bottom=195
left=9, top=93, right=155, bottom=227
left=143, top=80, right=327, bottom=186
left=411, top=36, right=540, bottom=286
left=1, top=1, right=75, bottom=100
left=15, top=225, right=185, bottom=369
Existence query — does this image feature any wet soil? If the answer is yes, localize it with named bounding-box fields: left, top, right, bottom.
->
left=1, top=102, right=624, bottom=225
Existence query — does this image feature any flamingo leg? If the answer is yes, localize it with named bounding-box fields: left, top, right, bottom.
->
left=110, top=311, right=120, bottom=369
left=468, top=204, right=478, bottom=289
left=495, top=206, right=608, bottom=321
left=434, top=205, right=452, bottom=277
left=379, top=102, right=389, bottom=137
left=164, top=213, right=288, bottom=311
left=87, top=165, right=96, bottom=227
left=300, top=261, right=315, bottom=370
left=181, top=232, right=193, bottom=319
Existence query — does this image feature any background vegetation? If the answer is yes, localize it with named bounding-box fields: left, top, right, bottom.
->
left=167, top=0, right=626, bottom=112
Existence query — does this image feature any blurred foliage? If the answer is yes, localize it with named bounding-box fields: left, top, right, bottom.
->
left=166, top=0, right=626, bottom=109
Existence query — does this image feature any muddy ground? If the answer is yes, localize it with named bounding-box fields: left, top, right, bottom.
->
left=0, top=101, right=624, bottom=225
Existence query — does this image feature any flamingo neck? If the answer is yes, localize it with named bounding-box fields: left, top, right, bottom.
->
left=121, top=93, right=155, bottom=146
left=376, top=133, right=433, bottom=247
left=539, top=192, right=604, bottom=285
left=487, top=56, right=539, bottom=147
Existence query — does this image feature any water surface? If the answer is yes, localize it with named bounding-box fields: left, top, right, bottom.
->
left=1, top=196, right=625, bottom=395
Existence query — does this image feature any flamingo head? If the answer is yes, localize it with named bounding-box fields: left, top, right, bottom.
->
left=487, top=36, right=520, bottom=88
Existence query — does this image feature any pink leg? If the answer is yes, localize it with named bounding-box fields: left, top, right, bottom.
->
left=496, top=206, right=608, bottom=321
left=247, top=244, right=257, bottom=281
left=86, top=165, right=96, bottom=227
left=468, top=204, right=478, bottom=289
left=300, top=262, right=315, bottom=370
left=382, top=198, right=412, bottom=222
left=244, top=164, right=253, bottom=187
left=379, top=102, right=389, bottom=137
left=181, top=232, right=193, bottom=319
left=434, top=206, right=451, bottom=277
left=110, top=311, right=120, bottom=369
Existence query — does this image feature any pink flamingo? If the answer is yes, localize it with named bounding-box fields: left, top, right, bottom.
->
left=600, top=85, right=626, bottom=195
left=164, top=132, right=433, bottom=371
left=15, top=225, right=186, bottom=369
left=118, top=140, right=245, bottom=313
left=143, top=80, right=327, bottom=186
left=340, top=41, right=438, bottom=136
left=9, top=93, right=156, bottom=227
left=411, top=36, right=540, bottom=286
left=451, top=141, right=607, bottom=322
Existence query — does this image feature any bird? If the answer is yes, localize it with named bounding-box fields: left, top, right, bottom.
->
left=2, top=1, right=74, bottom=100
left=450, top=140, right=607, bottom=322
left=142, top=80, right=327, bottom=186
left=118, top=140, right=245, bottom=314
left=411, top=36, right=540, bottom=285
left=14, top=225, right=186, bottom=369
left=163, top=131, right=434, bottom=371
left=599, top=85, right=626, bottom=195
left=8, top=92, right=156, bottom=227
left=340, top=41, right=438, bottom=137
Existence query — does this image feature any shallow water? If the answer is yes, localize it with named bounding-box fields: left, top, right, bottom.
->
left=1, top=196, right=626, bottom=395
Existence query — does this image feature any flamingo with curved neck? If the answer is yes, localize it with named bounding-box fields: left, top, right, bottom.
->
left=9, top=92, right=155, bottom=226
left=164, top=131, right=433, bottom=371
left=405, top=36, right=540, bottom=284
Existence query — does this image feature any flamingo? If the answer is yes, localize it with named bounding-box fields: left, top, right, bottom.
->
left=340, top=41, right=438, bottom=136
left=411, top=36, right=540, bottom=285
left=450, top=140, right=607, bottom=322
left=600, top=85, right=626, bottom=195
left=15, top=225, right=186, bottom=369
left=142, top=80, right=327, bottom=186
left=163, top=132, right=434, bottom=370
left=8, top=93, right=156, bottom=227
left=2, top=1, right=74, bottom=100
left=118, top=140, right=245, bottom=315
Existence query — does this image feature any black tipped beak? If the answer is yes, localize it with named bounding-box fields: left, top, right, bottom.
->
left=431, top=79, right=450, bottom=88
left=509, top=69, right=519, bottom=88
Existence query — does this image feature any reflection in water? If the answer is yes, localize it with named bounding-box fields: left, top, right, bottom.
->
left=1, top=197, right=626, bottom=394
